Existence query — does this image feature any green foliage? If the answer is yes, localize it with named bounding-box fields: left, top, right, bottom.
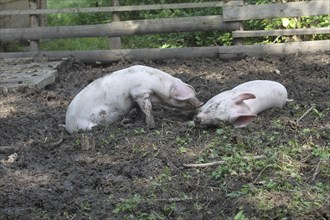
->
left=245, top=15, right=330, bottom=44
left=47, top=0, right=112, bottom=26
left=40, top=37, right=109, bottom=51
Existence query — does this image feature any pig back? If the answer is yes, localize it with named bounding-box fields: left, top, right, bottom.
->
left=233, top=80, right=288, bottom=114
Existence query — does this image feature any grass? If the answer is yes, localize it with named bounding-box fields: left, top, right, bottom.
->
left=196, top=112, right=329, bottom=218
left=99, top=115, right=329, bottom=219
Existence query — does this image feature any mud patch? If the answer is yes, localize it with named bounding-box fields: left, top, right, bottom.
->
left=0, top=53, right=329, bottom=219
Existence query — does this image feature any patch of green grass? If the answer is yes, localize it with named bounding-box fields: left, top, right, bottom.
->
left=113, top=194, right=141, bottom=215
left=110, top=193, right=179, bottom=219
left=77, top=112, right=327, bottom=219
left=40, top=37, right=109, bottom=51
left=240, top=181, right=329, bottom=219
left=189, top=116, right=329, bottom=218
left=150, top=166, right=173, bottom=190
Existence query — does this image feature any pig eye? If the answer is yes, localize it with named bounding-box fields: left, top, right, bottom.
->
left=210, top=102, right=220, bottom=109
left=204, top=102, right=220, bottom=113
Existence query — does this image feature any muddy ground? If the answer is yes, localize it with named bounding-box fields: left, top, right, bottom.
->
left=0, top=53, right=329, bottom=219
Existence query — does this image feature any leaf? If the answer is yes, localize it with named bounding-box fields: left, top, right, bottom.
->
left=289, top=19, right=296, bottom=28
left=234, top=210, right=249, bottom=220
left=282, top=18, right=290, bottom=28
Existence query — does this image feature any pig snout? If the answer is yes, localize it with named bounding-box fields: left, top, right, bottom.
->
left=169, top=97, right=203, bottom=110
left=194, top=113, right=207, bottom=125
left=190, top=99, right=204, bottom=109
left=194, top=115, right=203, bottom=125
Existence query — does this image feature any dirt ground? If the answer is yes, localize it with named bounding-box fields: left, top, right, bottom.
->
left=0, top=53, right=329, bottom=219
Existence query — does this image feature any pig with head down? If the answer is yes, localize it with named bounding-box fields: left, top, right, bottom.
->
left=65, top=65, right=203, bottom=133
left=194, top=80, right=289, bottom=128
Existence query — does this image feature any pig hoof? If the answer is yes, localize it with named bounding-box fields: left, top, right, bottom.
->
left=146, top=118, right=156, bottom=128
left=148, top=124, right=156, bottom=129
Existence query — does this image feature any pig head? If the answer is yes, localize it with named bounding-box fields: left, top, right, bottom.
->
left=155, top=80, right=203, bottom=110
left=194, top=80, right=288, bottom=128
left=194, top=92, right=258, bottom=128
left=130, top=77, right=203, bottom=128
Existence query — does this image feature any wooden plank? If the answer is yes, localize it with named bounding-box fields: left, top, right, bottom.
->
left=0, top=0, right=29, bottom=28
left=223, top=1, right=330, bottom=21
left=222, top=0, right=243, bottom=6
left=0, top=47, right=220, bottom=64
left=0, top=1, right=235, bottom=16
left=0, top=58, right=62, bottom=93
left=232, top=27, right=330, bottom=38
left=0, top=16, right=240, bottom=41
left=218, top=40, right=330, bottom=55
left=1, top=40, right=328, bottom=64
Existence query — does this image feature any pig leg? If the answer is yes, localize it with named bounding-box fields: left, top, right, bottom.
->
left=132, top=93, right=155, bottom=128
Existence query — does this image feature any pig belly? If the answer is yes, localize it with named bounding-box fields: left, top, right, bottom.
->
left=67, top=117, right=97, bottom=133
left=66, top=103, right=129, bottom=132
left=65, top=84, right=132, bottom=133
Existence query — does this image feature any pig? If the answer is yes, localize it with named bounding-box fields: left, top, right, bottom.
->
left=65, top=65, right=203, bottom=133
left=194, top=80, right=289, bottom=128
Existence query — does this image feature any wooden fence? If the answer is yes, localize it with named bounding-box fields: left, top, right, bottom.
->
left=0, top=0, right=329, bottom=64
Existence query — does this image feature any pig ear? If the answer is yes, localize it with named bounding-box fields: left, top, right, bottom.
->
left=170, top=83, right=194, bottom=100
left=233, top=93, right=256, bottom=104
left=232, top=114, right=257, bottom=128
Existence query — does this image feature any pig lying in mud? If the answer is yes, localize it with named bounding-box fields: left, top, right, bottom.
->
left=65, top=65, right=203, bottom=133
left=194, top=80, right=289, bottom=128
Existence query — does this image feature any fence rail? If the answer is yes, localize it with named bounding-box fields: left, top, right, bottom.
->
left=0, top=0, right=329, bottom=62
left=223, top=1, right=329, bottom=21
left=0, top=16, right=239, bottom=41
left=232, top=27, right=330, bottom=38
left=2, top=40, right=328, bottom=64
left=0, top=1, right=233, bottom=16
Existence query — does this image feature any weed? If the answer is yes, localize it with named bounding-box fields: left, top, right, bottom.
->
left=80, top=200, right=91, bottom=211
left=102, top=134, right=116, bottom=145
left=158, top=166, right=172, bottom=183
left=312, top=107, right=324, bottom=118
left=233, top=210, right=249, bottom=220
left=311, top=144, right=330, bottom=161
left=113, top=194, right=141, bottom=214
left=63, top=211, right=77, bottom=220
left=134, top=128, right=146, bottom=135
left=163, top=203, right=177, bottom=217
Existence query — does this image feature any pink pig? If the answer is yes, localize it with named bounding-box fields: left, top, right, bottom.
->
left=194, top=80, right=289, bottom=128
left=65, top=65, right=203, bottom=133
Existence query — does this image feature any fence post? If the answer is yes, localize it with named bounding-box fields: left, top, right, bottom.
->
left=39, top=0, right=47, bottom=27
left=223, top=0, right=244, bottom=45
left=108, top=0, right=121, bottom=49
left=29, top=0, right=39, bottom=51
